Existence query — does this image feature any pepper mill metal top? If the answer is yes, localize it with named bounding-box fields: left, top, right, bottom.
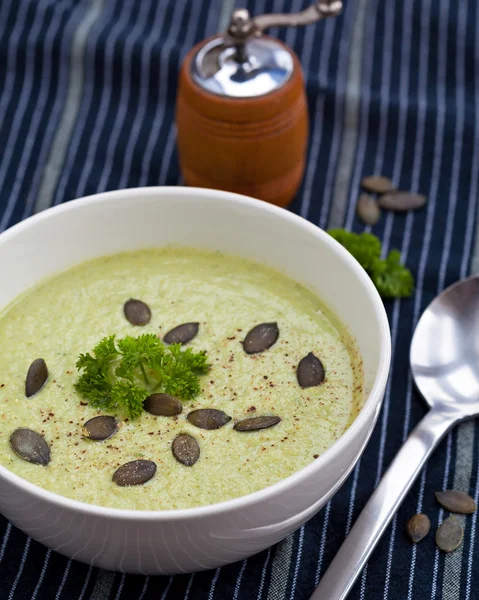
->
left=191, top=1, right=343, bottom=98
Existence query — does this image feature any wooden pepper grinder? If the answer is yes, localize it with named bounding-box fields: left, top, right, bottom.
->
left=175, top=1, right=343, bottom=208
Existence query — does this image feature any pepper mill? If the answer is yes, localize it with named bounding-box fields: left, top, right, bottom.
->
left=175, top=1, right=343, bottom=208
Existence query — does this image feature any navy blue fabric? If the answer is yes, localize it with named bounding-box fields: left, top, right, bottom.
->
left=0, top=0, right=478, bottom=598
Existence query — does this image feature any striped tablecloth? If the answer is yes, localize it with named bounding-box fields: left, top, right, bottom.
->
left=0, top=0, right=478, bottom=598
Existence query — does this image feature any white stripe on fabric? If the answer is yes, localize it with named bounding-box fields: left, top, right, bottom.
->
left=257, top=547, right=272, bottom=600
left=161, top=575, right=174, bottom=599
left=0, top=523, right=12, bottom=564
left=35, top=0, right=107, bottom=212
left=78, top=565, right=93, bottom=600
left=96, top=0, right=153, bottom=192
left=317, top=2, right=357, bottom=228
left=299, top=16, right=336, bottom=220
left=314, top=500, right=331, bottom=585
left=208, top=567, right=221, bottom=600
left=344, top=0, right=395, bottom=232
left=7, top=537, right=31, bottom=600
left=137, top=0, right=197, bottom=186
left=233, top=559, right=248, bottom=600
left=117, top=1, right=168, bottom=189
left=22, top=0, right=92, bottom=221
left=73, top=1, right=139, bottom=198
left=31, top=549, right=52, bottom=600
left=114, top=573, right=126, bottom=599
left=465, top=456, right=479, bottom=600
left=345, top=460, right=361, bottom=536
left=158, top=0, right=216, bottom=185
left=0, top=0, right=57, bottom=198
left=0, top=1, right=77, bottom=230
left=50, top=0, right=124, bottom=208
left=461, top=0, right=479, bottom=279
left=443, top=422, right=475, bottom=599
left=328, top=0, right=372, bottom=229
left=437, top=4, right=466, bottom=293
left=430, top=433, right=454, bottom=598
left=137, top=575, right=150, bottom=600
left=54, top=558, right=72, bottom=600
left=407, top=467, right=429, bottom=600
left=0, top=0, right=35, bottom=133
left=289, top=525, right=305, bottom=599
left=184, top=572, right=195, bottom=600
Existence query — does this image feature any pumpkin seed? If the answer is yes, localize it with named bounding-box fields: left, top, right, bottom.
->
left=82, top=415, right=119, bottom=441
left=297, top=352, right=325, bottom=388
left=243, top=323, right=279, bottom=354
left=361, top=175, right=395, bottom=194
left=172, top=433, right=200, bottom=466
left=112, top=459, right=156, bottom=486
left=10, top=428, right=50, bottom=465
left=187, top=409, right=231, bottom=430
left=164, top=322, right=199, bottom=345
left=379, top=191, right=427, bottom=212
left=123, top=299, right=151, bottom=326
left=144, top=393, right=182, bottom=416
left=356, top=193, right=381, bottom=225
left=435, top=490, right=476, bottom=514
left=234, top=416, right=281, bottom=432
left=406, top=513, right=431, bottom=543
left=436, top=516, right=463, bottom=553
left=25, top=358, right=48, bottom=397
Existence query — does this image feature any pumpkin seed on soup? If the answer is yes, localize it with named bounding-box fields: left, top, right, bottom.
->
left=187, top=409, right=231, bottom=430
left=297, top=352, right=325, bottom=388
left=406, top=513, right=430, bottom=543
left=243, top=323, right=279, bottom=354
left=144, top=393, right=182, bottom=416
left=172, top=433, right=200, bottom=466
left=10, top=428, right=50, bottom=465
left=436, top=516, right=463, bottom=553
left=25, top=358, right=48, bottom=397
left=112, top=459, right=156, bottom=486
left=361, top=175, right=395, bottom=194
left=82, top=415, right=119, bottom=441
left=234, top=416, right=281, bottom=432
left=164, top=322, right=199, bottom=345
left=435, top=490, right=476, bottom=514
left=123, top=299, right=151, bottom=326
left=356, top=193, right=381, bottom=225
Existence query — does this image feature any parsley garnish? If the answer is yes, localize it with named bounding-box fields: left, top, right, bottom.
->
left=75, top=334, right=209, bottom=418
left=328, top=229, right=414, bottom=299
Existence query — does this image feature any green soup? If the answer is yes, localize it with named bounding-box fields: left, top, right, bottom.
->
left=0, top=248, right=363, bottom=510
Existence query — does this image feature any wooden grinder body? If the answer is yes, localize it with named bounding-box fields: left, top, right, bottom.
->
left=175, top=37, right=309, bottom=208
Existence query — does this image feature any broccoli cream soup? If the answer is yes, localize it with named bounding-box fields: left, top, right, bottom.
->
left=0, top=248, right=363, bottom=510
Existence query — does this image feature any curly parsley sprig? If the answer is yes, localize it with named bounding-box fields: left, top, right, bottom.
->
left=75, top=334, right=209, bottom=419
left=328, top=229, right=414, bottom=299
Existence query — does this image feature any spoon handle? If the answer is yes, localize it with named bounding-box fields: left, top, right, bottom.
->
left=310, top=408, right=456, bottom=600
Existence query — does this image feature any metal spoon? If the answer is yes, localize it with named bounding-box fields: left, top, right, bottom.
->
left=311, top=275, right=479, bottom=599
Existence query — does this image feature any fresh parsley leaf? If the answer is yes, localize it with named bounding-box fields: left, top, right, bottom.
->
left=328, top=229, right=381, bottom=271
left=328, top=229, right=414, bottom=299
left=74, top=334, right=209, bottom=418
left=370, top=249, right=414, bottom=299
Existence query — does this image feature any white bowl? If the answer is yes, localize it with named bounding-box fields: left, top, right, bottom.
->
left=0, top=187, right=390, bottom=574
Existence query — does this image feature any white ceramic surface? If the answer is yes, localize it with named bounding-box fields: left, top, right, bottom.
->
left=0, top=187, right=391, bottom=574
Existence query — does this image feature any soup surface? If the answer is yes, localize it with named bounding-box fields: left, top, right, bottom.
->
left=0, top=248, right=363, bottom=510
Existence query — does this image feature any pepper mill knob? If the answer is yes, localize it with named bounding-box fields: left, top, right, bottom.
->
left=175, top=2, right=342, bottom=207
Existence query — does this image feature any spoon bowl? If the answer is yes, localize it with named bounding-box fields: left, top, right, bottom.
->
left=411, top=275, right=479, bottom=417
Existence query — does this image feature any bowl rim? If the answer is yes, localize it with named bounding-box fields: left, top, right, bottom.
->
left=0, top=187, right=391, bottom=520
